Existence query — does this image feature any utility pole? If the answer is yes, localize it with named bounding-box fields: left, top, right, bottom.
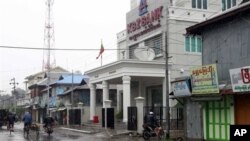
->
left=71, top=70, right=74, bottom=106
left=10, top=78, right=18, bottom=113
left=165, top=32, right=170, bottom=138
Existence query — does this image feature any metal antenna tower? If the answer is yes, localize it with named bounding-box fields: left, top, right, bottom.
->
left=43, top=0, right=56, bottom=116
left=43, top=0, right=56, bottom=71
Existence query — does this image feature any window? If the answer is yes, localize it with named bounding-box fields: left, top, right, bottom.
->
left=192, top=0, right=207, bottom=9
left=129, top=44, right=138, bottom=59
left=129, top=34, right=163, bottom=60
left=145, top=34, right=163, bottom=56
left=185, top=35, right=202, bottom=53
left=222, top=0, right=236, bottom=11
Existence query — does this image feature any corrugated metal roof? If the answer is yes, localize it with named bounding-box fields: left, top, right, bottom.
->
left=55, top=74, right=89, bottom=85
left=186, top=1, right=250, bottom=34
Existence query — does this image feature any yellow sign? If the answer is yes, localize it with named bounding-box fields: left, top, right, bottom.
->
left=191, top=64, right=219, bottom=94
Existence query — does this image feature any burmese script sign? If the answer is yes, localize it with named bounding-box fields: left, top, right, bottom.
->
left=230, top=67, right=250, bottom=92
left=191, top=64, right=219, bottom=94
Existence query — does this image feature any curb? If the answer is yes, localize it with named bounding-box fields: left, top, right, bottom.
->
left=59, top=127, right=93, bottom=134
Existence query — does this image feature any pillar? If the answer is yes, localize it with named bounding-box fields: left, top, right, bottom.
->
left=104, top=100, right=112, bottom=129
left=102, top=81, right=109, bottom=107
left=117, top=89, right=121, bottom=112
left=90, top=83, right=96, bottom=121
left=122, top=75, right=131, bottom=123
left=135, top=97, right=144, bottom=134
left=66, top=104, right=72, bottom=125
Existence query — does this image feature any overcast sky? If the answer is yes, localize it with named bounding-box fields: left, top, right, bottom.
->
left=0, top=0, right=130, bottom=94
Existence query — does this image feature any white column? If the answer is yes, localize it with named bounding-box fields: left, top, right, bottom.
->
left=122, top=76, right=131, bottom=123
left=135, top=97, right=144, bottom=134
left=102, top=81, right=109, bottom=107
left=104, top=100, right=112, bottom=108
left=90, top=83, right=96, bottom=121
left=138, top=80, right=142, bottom=97
left=117, top=89, right=121, bottom=112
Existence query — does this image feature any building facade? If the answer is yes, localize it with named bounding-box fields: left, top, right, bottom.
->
left=186, top=1, right=250, bottom=141
left=85, top=0, right=220, bottom=129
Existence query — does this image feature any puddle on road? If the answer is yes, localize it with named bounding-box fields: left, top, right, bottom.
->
left=61, top=134, right=80, bottom=139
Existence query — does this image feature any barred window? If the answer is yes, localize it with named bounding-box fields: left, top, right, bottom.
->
left=145, top=34, right=163, bottom=56
left=129, top=44, right=138, bottom=59
left=129, top=34, right=162, bottom=59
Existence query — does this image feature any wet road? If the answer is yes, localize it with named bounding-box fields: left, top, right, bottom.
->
left=0, top=123, right=149, bottom=141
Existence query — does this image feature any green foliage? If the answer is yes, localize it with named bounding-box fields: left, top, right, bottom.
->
left=116, top=110, right=123, bottom=119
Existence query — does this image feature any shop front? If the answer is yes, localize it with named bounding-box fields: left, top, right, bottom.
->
left=230, top=67, right=250, bottom=125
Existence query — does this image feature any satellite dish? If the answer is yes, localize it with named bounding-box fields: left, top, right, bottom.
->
left=134, top=46, right=155, bottom=61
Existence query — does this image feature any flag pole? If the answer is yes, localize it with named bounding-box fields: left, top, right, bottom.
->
left=101, top=39, right=103, bottom=66
left=101, top=54, right=103, bottom=66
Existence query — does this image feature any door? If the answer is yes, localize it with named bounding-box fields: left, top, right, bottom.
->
left=205, top=96, right=232, bottom=141
left=235, top=94, right=250, bottom=124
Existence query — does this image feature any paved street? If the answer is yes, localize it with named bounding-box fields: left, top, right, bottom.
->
left=0, top=123, right=149, bottom=141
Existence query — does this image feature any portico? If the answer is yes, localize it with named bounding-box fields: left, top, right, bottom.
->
left=85, top=60, right=166, bottom=123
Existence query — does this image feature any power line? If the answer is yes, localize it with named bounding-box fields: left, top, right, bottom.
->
left=0, top=45, right=119, bottom=51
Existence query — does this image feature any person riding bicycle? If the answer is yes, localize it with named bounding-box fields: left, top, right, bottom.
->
left=22, top=111, right=32, bottom=129
left=43, top=116, right=55, bottom=128
left=7, top=112, right=16, bottom=131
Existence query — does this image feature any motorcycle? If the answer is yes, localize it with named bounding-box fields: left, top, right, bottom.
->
left=142, top=124, right=164, bottom=140
left=44, top=124, right=53, bottom=136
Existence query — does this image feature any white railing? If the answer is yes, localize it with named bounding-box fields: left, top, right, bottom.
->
left=168, top=6, right=217, bottom=22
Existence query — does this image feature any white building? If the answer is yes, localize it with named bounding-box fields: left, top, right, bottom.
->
left=85, top=0, right=222, bottom=124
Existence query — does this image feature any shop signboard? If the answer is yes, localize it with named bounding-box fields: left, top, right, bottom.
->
left=49, top=96, right=56, bottom=108
left=229, top=66, right=250, bottom=92
left=171, top=79, right=191, bottom=97
left=190, top=64, right=219, bottom=94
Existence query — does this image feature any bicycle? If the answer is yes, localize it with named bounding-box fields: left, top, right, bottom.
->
left=23, top=124, right=30, bottom=138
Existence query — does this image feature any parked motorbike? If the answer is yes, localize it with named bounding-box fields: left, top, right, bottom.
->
left=142, top=124, right=164, bottom=140
left=44, top=124, right=53, bottom=136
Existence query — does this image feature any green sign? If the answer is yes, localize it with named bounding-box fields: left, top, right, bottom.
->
left=191, top=64, right=219, bottom=94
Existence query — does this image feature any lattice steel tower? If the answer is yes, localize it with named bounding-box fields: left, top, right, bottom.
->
left=43, top=0, right=56, bottom=71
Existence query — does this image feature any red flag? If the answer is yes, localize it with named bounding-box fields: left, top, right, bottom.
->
left=96, top=42, right=104, bottom=59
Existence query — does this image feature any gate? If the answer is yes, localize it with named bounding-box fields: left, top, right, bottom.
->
left=144, top=106, right=165, bottom=127
left=102, top=108, right=114, bottom=128
left=69, top=109, right=81, bottom=125
left=169, top=107, right=184, bottom=130
left=143, top=106, right=184, bottom=130
left=127, top=107, right=137, bottom=130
